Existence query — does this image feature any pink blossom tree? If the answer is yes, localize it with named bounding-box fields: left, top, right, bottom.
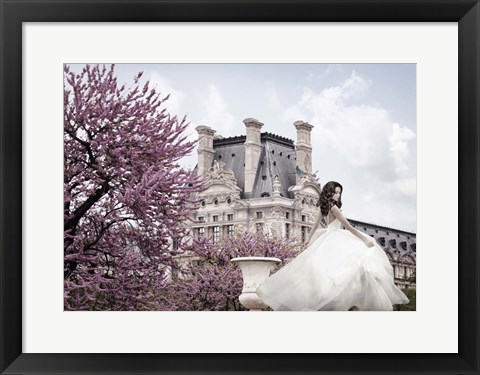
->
left=64, top=64, right=202, bottom=310
left=160, top=232, right=299, bottom=311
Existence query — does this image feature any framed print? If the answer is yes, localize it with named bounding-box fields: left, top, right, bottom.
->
left=1, top=0, right=479, bottom=374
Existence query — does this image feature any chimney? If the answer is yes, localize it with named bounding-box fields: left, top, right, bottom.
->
left=195, top=125, right=216, bottom=178
left=294, top=120, right=314, bottom=182
left=243, top=118, right=264, bottom=194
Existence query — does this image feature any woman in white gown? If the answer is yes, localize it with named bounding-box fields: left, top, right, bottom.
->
left=256, top=181, right=410, bottom=311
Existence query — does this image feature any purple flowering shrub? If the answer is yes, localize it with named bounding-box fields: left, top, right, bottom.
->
left=64, top=64, right=202, bottom=310
left=159, top=232, right=299, bottom=311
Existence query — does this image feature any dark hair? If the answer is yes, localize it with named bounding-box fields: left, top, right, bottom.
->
left=319, top=181, right=343, bottom=216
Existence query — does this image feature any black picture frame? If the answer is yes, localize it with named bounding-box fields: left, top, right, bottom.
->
left=1, top=1, right=479, bottom=374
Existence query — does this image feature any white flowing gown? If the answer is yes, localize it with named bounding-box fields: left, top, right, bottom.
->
left=256, top=218, right=410, bottom=311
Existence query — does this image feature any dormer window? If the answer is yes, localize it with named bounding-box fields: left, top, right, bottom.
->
left=256, top=212, right=263, bottom=219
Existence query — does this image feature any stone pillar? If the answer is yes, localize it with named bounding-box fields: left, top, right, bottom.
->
left=195, top=125, right=216, bottom=178
left=294, top=120, right=314, bottom=183
left=243, top=118, right=263, bottom=193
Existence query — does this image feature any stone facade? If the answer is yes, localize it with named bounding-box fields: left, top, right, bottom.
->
left=349, top=220, right=416, bottom=289
left=177, top=119, right=416, bottom=289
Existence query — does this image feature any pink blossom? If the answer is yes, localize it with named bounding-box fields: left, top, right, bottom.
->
left=64, top=64, right=202, bottom=311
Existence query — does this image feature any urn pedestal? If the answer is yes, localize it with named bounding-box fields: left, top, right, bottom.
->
left=231, top=256, right=281, bottom=311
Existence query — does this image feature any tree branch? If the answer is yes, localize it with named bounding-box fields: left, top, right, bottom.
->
left=64, top=179, right=110, bottom=233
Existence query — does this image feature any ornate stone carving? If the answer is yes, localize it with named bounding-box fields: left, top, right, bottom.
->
left=294, top=192, right=320, bottom=207
left=205, top=196, right=215, bottom=204
left=218, top=193, right=228, bottom=203
left=296, top=173, right=319, bottom=186
left=272, top=175, right=281, bottom=197
left=272, top=206, right=283, bottom=220
left=206, top=160, right=237, bottom=184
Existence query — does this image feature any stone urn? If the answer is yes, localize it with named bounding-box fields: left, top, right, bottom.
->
left=231, top=256, right=281, bottom=311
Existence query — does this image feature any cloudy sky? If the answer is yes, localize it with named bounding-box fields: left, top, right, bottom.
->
left=75, top=64, right=416, bottom=232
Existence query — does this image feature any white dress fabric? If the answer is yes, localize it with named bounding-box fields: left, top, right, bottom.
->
left=257, top=218, right=409, bottom=311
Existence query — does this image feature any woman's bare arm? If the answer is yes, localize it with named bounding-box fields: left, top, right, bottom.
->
left=330, top=206, right=374, bottom=247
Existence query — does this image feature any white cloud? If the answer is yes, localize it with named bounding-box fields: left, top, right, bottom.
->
left=340, top=70, right=371, bottom=99
left=284, top=70, right=415, bottom=180
left=282, top=70, right=416, bottom=231
left=265, top=82, right=281, bottom=108
left=149, top=72, right=186, bottom=118
left=200, top=84, right=236, bottom=136
left=349, top=193, right=416, bottom=232
left=389, top=123, right=416, bottom=173
left=392, top=177, right=416, bottom=198
left=316, top=64, right=341, bottom=81
left=283, top=88, right=314, bottom=125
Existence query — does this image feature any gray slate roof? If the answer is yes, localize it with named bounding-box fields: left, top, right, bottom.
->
left=211, top=133, right=297, bottom=199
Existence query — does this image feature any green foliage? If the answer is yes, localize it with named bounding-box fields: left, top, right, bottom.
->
left=393, top=288, right=416, bottom=311
left=406, top=270, right=416, bottom=284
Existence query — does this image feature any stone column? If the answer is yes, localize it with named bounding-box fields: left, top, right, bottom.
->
left=243, top=118, right=263, bottom=193
left=294, top=120, right=314, bottom=183
left=195, top=125, right=216, bottom=178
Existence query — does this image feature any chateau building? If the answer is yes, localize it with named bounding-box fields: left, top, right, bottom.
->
left=184, top=118, right=416, bottom=289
